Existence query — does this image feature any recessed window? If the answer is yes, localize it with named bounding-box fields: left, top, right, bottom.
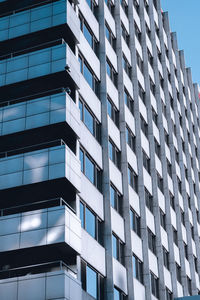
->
left=148, top=229, right=156, bottom=255
left=150, top=272, right=159, bottom=298
left=80, top=146, right=101, bottom=191
left=126, top=126, right=136, bottom=152
left=107, top=96, right=119, bottom=127
left=109, top=139, right=121, bottom=169
left=110, top=184, right=122, bottom=214
left=79, top=13, right=98, bottom=54
left=105, top=22, right=116, bottom=51
left=128, top=166, right=138, bottom=193
left=163, top=247, right=169, bottom=270
left=124, top=89, right=134, bottom=114
left=143, top=151, right=150, bottom=174
left=130, top=209, right=140, bottom=236
left=145, top=188, right=153, bottom=213
left=79, top=98, right=101, bottom=142
left=112, top=233, right=124, bottom=264
left=160, top=209, right=166, bottom=230
left=132, top=254, right=143, bottom=283
left=106, top=59, right=118, bottom=87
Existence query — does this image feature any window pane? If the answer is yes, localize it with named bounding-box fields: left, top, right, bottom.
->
left=110, top=185, right=115, bottom=208
left=114, top=288, right=120, bottom=300
left=85, top=155, right=95, bottom=184
left=86, top=207, right=96, bottom=238
left=80, top=202, right=84, bottom=228
left=86, top=266, right=97, bottom=299
left=109, top=141, right=113, bottom=161
left=132, top=256, right=136, bottom=278
left=83, top=63, right=93, bottom=88
left=107, top=99, right=112, bottom=118
left=83, top=23, right=93, bottom=47
left=80, top=149, right=84, bottom=172
left=79, top=100, right=83, bottom=121
left=106, top=61, right=111, bottom=77
left=84, top=106, right=94, bottom=134
left=112, top=234, right=117, bottom=259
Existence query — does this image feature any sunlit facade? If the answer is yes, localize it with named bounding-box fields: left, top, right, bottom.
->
left=0, top=0, right=200, bottom=299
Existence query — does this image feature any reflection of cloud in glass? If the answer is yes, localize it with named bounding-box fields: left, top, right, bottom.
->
left=40, top=214, right=65, bottom=245
left=3, top=107, right=21, bottom=120
left=20, top=214, right=42, bottom=231
left=25, top=154, right=48, bottom=182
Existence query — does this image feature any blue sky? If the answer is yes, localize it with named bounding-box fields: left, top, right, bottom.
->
left=161, top=0, right=200, bottom=84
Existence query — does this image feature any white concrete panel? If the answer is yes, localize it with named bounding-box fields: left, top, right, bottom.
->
left=105, top=39, right=117, bottom=71
left=125, top=106, right=135, bottom=135
left=146, top=208, right=155, bottom=234
left=81, top=229, right=106, bottom=276
left=150, top=92, right=157, bottom=112
left=158, top=189, right=165, bottom=212
left=79, top=32, right=100, bottom=80
left=104, top=3, right=116, bottom=36
left=143, top=169, right=152, bottom=195
left=139, top=98, right=147, bottom=123
left=80, top=122, right=102, bottom=168
left=137, top=66, right=145, bottom=90
left=123, top=71, right=134, bottom=99
left=164, top=267, right=172, bottom=291
left=80, top=173, right=104, bottom=220
left=141, top=132, right=149, bottom=157
left=127, top=145, right=138, bottom=174
left=111, top=207, right=125, bottom=242
left=79, top=75, right=101, bottom=121
left=129, top=186, right=140, bottom=216
left=161, top=227, right=168, bottom=250
left=148, top=250, right=158, bottom=277
left=109, top=160, right=123, bottom=194
left=131, top=231, right=143, bottom=261
left=79, top=0, right=99, bottom=40
left=106, top=75, right=119, bottom=109
left=174, top=244, right=180, bottom=264
left=177, top=282, right=183, bottom=297
left=120, top=6, right=129, bottom=33
left=133, top=6, right=141, bottom=31
left=108, top=116, right=121, bottom=150
left=185, top=259, right=191, bottom=278
left=181, top=224, right=187, bottom=243
left=133, top=278, right=145, bottom=300
left=121, top=38, right=131, bottom=64
left=113, top=258, right=127, bottom=294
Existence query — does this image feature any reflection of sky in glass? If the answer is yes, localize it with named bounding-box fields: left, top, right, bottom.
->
left=110, top=185, right=115, bottom=208
left=132, top=256, right=136, bottom=278
left=114, top=288, right=120, bottom=300
left=84, top=106, right=94, bottom=134
left=85, top=207, right=95, bottom=238
left=83, top=63, right=93, bottom=88
left=85, top=155, right=94, bottom=184
left=83, top=24, right=93, bottom=47
left=86, top=265, right=97, bottom=299
left=80, top=202, right=84, bottom=228
left=112, top=234, right=117, bottom=259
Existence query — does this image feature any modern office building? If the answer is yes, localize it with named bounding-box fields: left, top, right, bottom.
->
left=0, top=0, right=200, bottom=299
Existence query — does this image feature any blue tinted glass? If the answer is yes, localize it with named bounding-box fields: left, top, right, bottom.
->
left=83, top=63, right=93, bottom=88
left=79, top=100, right=83, bottom=121
left=105, top=26, right=110, bottom=41
left=80, top=202, right=84, bottom=228
left=85, top=155, right=94, bottom=184
left=86, top=266, right=97, bottom=298
left=110, top=185, right=115, bottom=207
left=80, top=149, right=84, bottom=172
left=112, top=234, right=117, bottom=259
left=83, top=23, right=93, bottom=47
left=86, top=0, right=91, bottom=8
left=84, top=106, right=94, bottom=134
left=132, top=256, right=136, bottom=277
left=109, top=141, right=113, bottom=160
left=79, top=56, right=83, bottom=72
left=107, top=100, right=112, bottom=118
left=86, top=207, right=95, bottom=238
left=106, top=61, right=111, bottom=77
left=114, top=288, right=120, bottom=300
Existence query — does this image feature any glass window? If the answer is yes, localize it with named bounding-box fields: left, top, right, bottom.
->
left=83, top=23, right=93, bottom=47
left=80, top=149, right=84, bottom=172
left=79, top=100, right=83, bottom=121
left=130, top=209, right=140, bottom=236
left=83, top=63, right=93, bottom=88
left=84, top=106, right=94, bottom=134
left=86, top=265, right=97, bottom=299
left=112, top=234, right=118, bottom=259
left=114, top=288, right=120, bottom=300
left=86, top=207, right=96, bottom=238
left=80, top=201, right=84, bottom=228
left=85, top=155, right=95, bottom=184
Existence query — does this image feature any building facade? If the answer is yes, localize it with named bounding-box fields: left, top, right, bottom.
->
left=0, top=0, right=200, bottom=299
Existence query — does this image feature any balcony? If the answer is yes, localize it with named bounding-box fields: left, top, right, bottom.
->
left=0, top=141, right=81, bottom=206
left=0, top=91, right=80, bottom=148
left=0, top=261, right=81, bottom=300
left=0, top=41, right=80, bottom=90
left=0, top=0, right=79, bottom=44
left=0, top=203, right=81, bottom=254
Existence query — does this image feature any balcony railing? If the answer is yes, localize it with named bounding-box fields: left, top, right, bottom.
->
left=0, top=260, right=76, bottom=280
left=0, top=91, right=80, bottom=138
left=0, top=40, right=80, bottom=87
left=0, top=0, right=79, bottom=42
left=0, top=139, right=81, bottom=191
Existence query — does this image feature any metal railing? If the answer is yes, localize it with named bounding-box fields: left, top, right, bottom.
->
left=0, top=139, right=66, bottom=159
left=0, top=197, right=76, bottom=217
left=0, top=260, right=77, bottom=280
